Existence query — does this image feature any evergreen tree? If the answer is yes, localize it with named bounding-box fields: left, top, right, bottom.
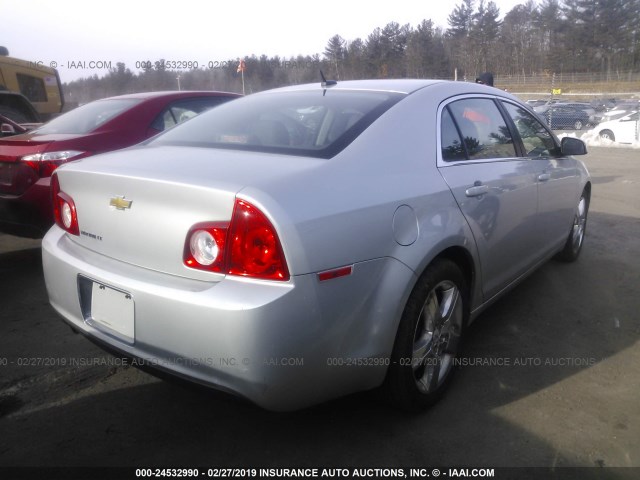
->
left=62, top=0, right=640, bottom=102
left=563, top=0, right=639, bottom=73
left=346, top=38, right=366, bottom=79
left=470, top=0, right=502, bottom=74
left=499, top=1, right=539, bottom=75
left=535, top=0, right=565, bottom=72
left=406, top=20, right=450, bottom=78
left=447, top=0, right=475, bottom=78
left=380, top=22, right=410, bottom=77
left=448, top=0, right=475, bottom=38
left=406, top=20, right=435, bottom=77
left=324, top=35, right=346, bottom=79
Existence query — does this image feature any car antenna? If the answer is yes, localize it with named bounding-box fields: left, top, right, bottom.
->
left=320, top=70, right=337, bottom=95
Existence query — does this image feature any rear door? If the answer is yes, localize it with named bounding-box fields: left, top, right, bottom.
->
left=437, top=96, right=540, bottom=301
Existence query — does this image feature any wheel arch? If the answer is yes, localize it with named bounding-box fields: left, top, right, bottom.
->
left=430, top=246, right=476, bottom=324
left=384, top=242, right=478, bottom=358
left=401, top=244, right=478, bottom=329
left=383, top=246, right=474, bottom=409
left=598, top=129, right=615, bottom=141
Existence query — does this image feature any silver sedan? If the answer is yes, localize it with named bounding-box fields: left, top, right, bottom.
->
left=42, top=79, right=591, bottom=411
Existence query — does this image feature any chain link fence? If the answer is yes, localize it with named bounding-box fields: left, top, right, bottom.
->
left=495, top=71, right=640, bottom=100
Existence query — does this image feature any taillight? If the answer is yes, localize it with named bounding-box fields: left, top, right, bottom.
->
left=22, top=150, right=87, bottom=177
left=51, top=173, right=80, bottom=236
left=227, top=199, right=289, bottom=281
left=183, top=222, right=228, bottom=273
left=183, top=198, right=289, bottom=281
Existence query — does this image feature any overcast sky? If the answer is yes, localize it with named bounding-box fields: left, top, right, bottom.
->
left=4, top=0, right=527, bottom=83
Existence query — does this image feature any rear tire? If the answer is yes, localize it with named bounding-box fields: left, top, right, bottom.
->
left=385, top=259, right=467, bottom=411
left=573, top=119, right=583, bottom=130
left=556, top=190, right=589, bottom=262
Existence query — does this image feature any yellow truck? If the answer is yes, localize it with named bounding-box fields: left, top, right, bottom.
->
left=0, top=46, right=64, bottom=124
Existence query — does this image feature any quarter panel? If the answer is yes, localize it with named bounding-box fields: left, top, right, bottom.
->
left=240, top=82, right=479, bottom=276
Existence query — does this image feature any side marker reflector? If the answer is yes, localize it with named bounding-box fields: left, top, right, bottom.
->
left=317, top=265, right=353, bottom=282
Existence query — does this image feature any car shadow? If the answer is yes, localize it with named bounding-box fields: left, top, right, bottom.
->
left=590, top=175, right=620, bottom=185
left=0, top=244, right=42, bottom=272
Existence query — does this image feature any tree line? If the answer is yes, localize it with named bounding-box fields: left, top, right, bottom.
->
left=64, top=0, right=640, bottom=104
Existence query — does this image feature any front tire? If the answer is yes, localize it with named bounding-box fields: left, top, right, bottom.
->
left=385, top=259, right=467, bottom=411
left=556, top=190, right=589, bottom=262
left=574, top=119, right=584, bottom=130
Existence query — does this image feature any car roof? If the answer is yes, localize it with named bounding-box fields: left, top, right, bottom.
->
left=100, top=91, right=239, bottom=101
left=260, top=79, right=446, bottom=95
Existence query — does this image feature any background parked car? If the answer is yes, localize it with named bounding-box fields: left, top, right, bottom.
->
left=0, top=90, right=240, bottom=237
left=526, top=99, right=552, bottom=108
left=592, top=110, right=639, bottom=143
left=589, top=98, right=617, bottom=113
left=534, top=103, right=598, bottom=130
left=599, top=100, right=640, bottom=122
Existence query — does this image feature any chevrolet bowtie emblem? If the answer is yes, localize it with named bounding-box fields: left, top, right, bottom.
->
left=110, top=196, right=133, bottom=210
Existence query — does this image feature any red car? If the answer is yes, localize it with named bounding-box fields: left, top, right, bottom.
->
left=0, top=90, right=240, bottom=237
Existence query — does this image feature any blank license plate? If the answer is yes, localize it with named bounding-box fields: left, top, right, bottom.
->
left=89, top=282, right=135, bottom=344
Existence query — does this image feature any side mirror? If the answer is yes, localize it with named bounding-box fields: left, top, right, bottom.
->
left=560, top=137, right=587, bottom=156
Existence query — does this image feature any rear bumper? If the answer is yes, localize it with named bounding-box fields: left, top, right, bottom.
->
left=42, top=226, right=413, bottom=410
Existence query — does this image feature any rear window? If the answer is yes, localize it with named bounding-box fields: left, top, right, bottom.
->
left=150, top=90, right=404, bottom=158
left=35, top=98, right=141, bottom=134
left=149, top=97, right=233, bottom=131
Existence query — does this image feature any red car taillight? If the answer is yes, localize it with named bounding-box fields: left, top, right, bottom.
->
left=22, top=151, right=87, bottom=178
left=184, top=198, right=289, bottom=281
left=51, top=173, right=80, bottom=236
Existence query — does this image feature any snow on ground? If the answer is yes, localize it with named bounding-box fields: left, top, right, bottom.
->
left=557, top=131, right=640, bottom=150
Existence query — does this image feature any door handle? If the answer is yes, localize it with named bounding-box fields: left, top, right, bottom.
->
left=465, top=185, right=489, bottom=197
left=538, top=173, right=551, bottom=182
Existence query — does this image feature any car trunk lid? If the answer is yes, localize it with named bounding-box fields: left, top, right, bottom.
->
left=55, top=145, right=320, bottom=281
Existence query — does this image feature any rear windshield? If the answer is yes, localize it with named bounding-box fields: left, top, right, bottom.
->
left=35, top=98, right=142, bottom=134
left=149, top=90, right=404, bottom=158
